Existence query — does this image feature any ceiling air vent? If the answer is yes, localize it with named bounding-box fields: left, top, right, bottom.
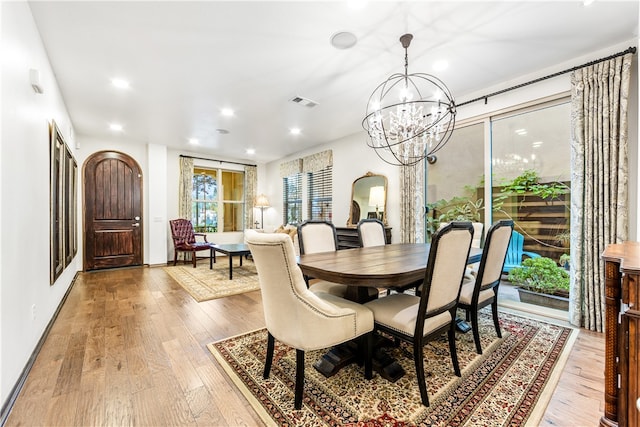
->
left=290, top=96, right=318, bottom=108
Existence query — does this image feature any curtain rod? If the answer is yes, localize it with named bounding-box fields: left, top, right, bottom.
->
left=180, top=154, right=256, bottom=167
left=457, top=46, right=636, bottom=108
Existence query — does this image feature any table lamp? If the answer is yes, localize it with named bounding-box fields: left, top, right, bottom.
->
left=254, top=194, right=270, bottom=229
left=368, top=186, right=385, bottom=220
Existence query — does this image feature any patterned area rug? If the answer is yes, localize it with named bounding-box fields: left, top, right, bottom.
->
left=208, top=310, right=577, bottom=426
left=163, top=258, right=259, bottom=301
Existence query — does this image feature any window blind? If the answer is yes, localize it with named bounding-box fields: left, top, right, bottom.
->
left=308, top=166, right=332, bottom=221
left=283, top=173, right=303, bottom=225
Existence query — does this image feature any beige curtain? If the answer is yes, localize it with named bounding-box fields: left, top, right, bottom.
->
left=178, top=156, right=194, bottom=219
left=569, top=53, right=632, bottom=331
left=244, top=165, right=257, bottom=229
left=400, top=158, right=425, bottom=243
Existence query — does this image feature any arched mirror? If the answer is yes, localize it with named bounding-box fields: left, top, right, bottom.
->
left=347, top=172, right=388, bottom=227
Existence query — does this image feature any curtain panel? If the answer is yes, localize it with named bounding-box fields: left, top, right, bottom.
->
left=244, top=165, right=257, bottom=229
left=569, top=53, right=632, bottom=331
left=400, top=158, right=425, bottom=243
left=178, top=156, right=194, bottom=219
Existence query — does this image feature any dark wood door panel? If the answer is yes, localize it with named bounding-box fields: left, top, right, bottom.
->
left=84, top=151, right=143, bottom=270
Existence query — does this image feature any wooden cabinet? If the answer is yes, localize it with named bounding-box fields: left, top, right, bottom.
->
left=335, top=226, right=392, bottom=250
left=601, top=242, right=640, bottom=427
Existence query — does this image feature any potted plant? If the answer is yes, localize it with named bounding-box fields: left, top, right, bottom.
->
left=558, top=253, right=570, bottom=270
left=507, top=256, right=570, bottom=310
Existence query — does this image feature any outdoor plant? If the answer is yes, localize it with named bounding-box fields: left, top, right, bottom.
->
left=558, top=253, right=571, bottom=270
left=426, top=186, right=483, bottom=237
left=507, top=256, right=570, bottom=297
left=493, top=169, right=569, bottom=211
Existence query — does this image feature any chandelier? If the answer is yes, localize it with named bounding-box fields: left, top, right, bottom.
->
left=362, top=34, right=456, bottom=166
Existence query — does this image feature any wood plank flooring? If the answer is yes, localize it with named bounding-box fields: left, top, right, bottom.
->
left=5, top=265, right=605, bottom=426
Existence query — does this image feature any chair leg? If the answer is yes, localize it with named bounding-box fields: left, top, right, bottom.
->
left=192, top=251, right=197, bottom=268
left=173, top=250, right=178, bottom=266
left=413, top=337, right=429, bottom=407
left=363, top=332, right=373, bottom=380
left=492, top=299, right=502, bottom=338
left=294, top=349, right=305, bottom=410
left=263, top=333, right=275, bottom=379
left=471, top=307, right=482, bottom=354
left=448, top=323, right=461, bottom=377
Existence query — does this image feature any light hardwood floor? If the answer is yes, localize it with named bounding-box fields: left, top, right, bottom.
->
left=5, top=265, right=605, bottom=426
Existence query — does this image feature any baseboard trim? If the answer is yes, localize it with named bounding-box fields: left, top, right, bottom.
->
left=0, top=271, right=80, bottom=426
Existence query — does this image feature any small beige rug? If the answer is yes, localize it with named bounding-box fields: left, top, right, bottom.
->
left=164, top=258, right=260, bottom=301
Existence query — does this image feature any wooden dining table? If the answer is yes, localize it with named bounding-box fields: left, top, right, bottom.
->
left=297, top=243, right=482, bottom=380
left=298, top=243, right=482, bottom=303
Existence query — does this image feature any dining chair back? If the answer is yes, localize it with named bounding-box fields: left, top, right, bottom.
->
left=169, top=218, right=212, bottom=268
left=364, top=221, right=474, bottom=407
left=297, top=220, right=339, bottom=255
left=357, top=218, right=386, bottom=247
left=458, top=220, right=513, bottom=354
left=245, top=230, right=374, bottom=409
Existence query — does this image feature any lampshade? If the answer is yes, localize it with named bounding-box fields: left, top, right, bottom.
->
left=362, top=33, right=456, bottom=166
left=368, top=186, right=385, bottom=208
left=254, top=194, right=270, bottom=208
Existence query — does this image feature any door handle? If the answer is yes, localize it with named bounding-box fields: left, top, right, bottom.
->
left=132, top=223, right=140, bottom=227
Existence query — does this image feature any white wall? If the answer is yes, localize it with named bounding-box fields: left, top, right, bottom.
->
left=0, top=2, right=79, bottom=405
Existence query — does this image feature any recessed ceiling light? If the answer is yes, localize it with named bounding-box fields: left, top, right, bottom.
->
left=515, top=128, right=527, bottom=136
left=189, top=138, right=199, bottom=144
left=221, top=108, right=234, bottom=117
left=433, top=60, right=449, bottom=72
left=290, top=128, right=301, bottom=135
left=330, top=31, right=358, bottom=50
left=246, top=148, right=255, bottom=155
left=111, top=78, right=130, bottom=89
left=109, top=123, right=123, bottom=131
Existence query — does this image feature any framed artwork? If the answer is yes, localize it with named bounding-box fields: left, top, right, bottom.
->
left=50, top=121, right=77, bottom=284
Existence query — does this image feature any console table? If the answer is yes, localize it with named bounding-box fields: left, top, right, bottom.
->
left=335, top=226, right=392, bottom=250
left=601, top=242, right=640, bottom=427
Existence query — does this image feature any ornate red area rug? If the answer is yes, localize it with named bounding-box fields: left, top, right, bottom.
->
left=208, top=310, right=577, bottom=426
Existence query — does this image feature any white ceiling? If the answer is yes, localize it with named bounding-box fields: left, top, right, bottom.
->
left=28, top=1, right=638, bottom=164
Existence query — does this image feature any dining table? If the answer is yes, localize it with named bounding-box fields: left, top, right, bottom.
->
left=297, top=243, right=482, bottom=381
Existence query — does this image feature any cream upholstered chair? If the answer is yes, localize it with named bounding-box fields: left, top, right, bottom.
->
left=298, top=220, right=378, bottom=300
left=297, top=220, right=347, bottom=296
left=245, top=230, right=373, bottom=409
left=357, top=218, right=386, bottom=247
left=364, top=222, right=474, bottom=407
left=458, top=220, right=513, bottom=354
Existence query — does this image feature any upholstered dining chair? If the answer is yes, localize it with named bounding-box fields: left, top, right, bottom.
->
left=296, top=220, right=375, bottom=301
left=245, top=230, right=374, bottom=410
left=458, top=220, right=513, bottom=354
left=357, top=218, right=386, bottom=247
left=364, top=222, right=474, bottom=407
left=169, top=219, right=212, bottom=268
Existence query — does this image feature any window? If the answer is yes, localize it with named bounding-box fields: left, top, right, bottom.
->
left=192, top=167, right=244, bottom=232
left=283, top=173, right=302, bottom=225
left=308, top=166, right=332, bottom=221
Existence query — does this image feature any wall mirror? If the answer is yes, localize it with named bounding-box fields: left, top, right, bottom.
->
left=347, top=172, right=388, bottom=227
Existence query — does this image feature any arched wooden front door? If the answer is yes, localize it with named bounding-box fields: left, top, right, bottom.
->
left=83, top=151, right=143, bottom=270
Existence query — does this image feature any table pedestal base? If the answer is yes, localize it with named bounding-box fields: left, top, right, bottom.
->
left=313, top=336, right=405, bottom=382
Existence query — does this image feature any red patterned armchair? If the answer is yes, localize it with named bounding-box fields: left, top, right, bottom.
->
left=169, top=219, right=212, bottom=268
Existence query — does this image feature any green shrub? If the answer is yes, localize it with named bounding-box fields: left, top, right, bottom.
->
left=507, top=256, right=570, bottom=297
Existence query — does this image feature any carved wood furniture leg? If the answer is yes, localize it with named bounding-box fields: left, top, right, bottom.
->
left=601, top=260, right=621, bottom=427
